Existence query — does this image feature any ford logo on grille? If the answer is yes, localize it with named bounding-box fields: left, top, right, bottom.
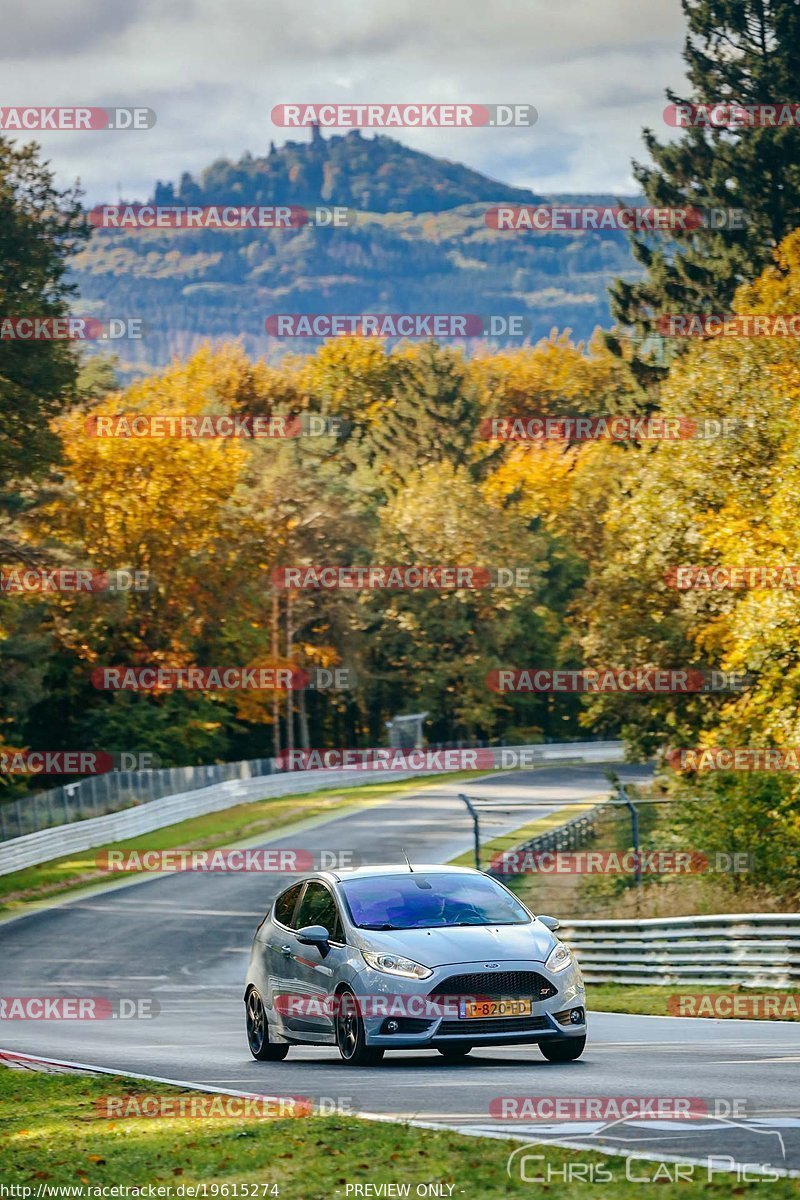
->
left=484, top=962, right=499, bottom=968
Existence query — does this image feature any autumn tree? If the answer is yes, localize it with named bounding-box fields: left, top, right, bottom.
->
left=608, top=0, right=800, bottom=386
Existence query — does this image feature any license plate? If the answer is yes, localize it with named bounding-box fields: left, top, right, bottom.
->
left=459, top=999, right=532, bottom=1019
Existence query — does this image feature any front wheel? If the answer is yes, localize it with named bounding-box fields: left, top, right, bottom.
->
left=335, top=989, right=384, bottom=1066
left=246, top=989, right=289, bottom=1061
left=540, top=1035, right=586, bottom=1063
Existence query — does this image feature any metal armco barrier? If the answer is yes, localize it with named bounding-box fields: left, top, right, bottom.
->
left=0, top=756, right=280, bottom=842
left=0, top=738, right=624, bottom=842
left=0, top=767, right=418, bottom=877
left=0, top=740, right=624, bottom=876
left=558, top=913, right=800, bottom=988
left=484, top=802, right=607, bottom=874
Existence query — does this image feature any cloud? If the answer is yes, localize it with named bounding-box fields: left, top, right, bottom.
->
left=0, top=0, right=688, bottom=201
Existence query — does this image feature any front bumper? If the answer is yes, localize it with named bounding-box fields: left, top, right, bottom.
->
left=353, top=956, right=586, bottom=1048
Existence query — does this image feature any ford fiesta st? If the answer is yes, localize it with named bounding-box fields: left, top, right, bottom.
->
left=244, top=864, right=586, bottom=1065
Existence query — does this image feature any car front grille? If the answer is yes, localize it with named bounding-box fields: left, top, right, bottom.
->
left=437, top=1015, right=549, bottom=1036
left=429, top=971, right=557, bottom=1003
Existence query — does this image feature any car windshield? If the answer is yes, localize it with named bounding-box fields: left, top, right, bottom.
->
left=339, top=872, right=531, bottom=930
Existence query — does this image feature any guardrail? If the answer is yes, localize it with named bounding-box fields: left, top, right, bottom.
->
left=0, top=756, right=281, bottom=841
left=0, top=767, right=424, bottom=877
left=558, top=913, right=800, bottom=988
left=0, top=737, right=623, bottom=841
left=484, top=802, right=608, bottom=875
left=0, top=740, right=625, bottom=877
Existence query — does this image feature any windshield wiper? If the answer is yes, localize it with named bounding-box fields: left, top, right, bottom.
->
left=359, top=922, right=399, bottom=930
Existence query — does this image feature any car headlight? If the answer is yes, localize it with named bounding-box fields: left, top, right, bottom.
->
left=362, top=951, right=433, bottom=979
left=545, top=942, right=572, bottom=973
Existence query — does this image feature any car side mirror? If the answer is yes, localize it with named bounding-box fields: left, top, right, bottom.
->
left=538, top=914, right=560, bottom=931
left=296, top=924, right=330, bottom=947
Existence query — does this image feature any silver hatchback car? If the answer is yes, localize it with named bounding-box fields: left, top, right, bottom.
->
left=244, top=864, right=586, bottom=1065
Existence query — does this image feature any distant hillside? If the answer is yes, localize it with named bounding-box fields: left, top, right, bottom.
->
left=153, top=128, right=541, bottom=214
left=72, top=132, right=642, bottom=373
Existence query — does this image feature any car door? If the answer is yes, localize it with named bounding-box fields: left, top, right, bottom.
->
left=260, top=880, right=305, bottom=1028
left=283, top=880, right=348, bottom=1040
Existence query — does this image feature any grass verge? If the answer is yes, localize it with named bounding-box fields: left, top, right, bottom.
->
left=1, top=1066, right=794, bottom=1196
left=588, top=983, right=800, bottom=1020
left=0, top=771, right=481, bottom=915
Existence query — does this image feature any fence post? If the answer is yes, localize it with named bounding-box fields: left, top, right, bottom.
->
left=605, top=769, right=641, bottom=889
left=458, top=794, right=481, bottom=870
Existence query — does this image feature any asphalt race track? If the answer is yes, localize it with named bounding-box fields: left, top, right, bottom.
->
left=2, top=764, right=799, bottom=1176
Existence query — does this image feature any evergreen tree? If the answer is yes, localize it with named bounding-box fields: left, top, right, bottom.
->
left=608, top=0, right=800, bottom=387
left=0, top=137, right=89, bottom=764
left=357, top=343, right=486, bottom=491
left=0, top=138, right=88, bottom=508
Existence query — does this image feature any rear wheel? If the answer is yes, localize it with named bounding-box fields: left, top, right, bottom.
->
left=438, top=1046, right=473, bottom=1061
left=246, top=988, right=289, bottom=1061
left=335, top=989, right=384, bottom=1066
left=540, top=1035, right=586, bottom=1062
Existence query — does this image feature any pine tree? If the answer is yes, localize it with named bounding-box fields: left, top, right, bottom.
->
left=0, top=138, right=88, bottom=499
left=608, top=0, right=800, bottom=387
left=360, top=343, right=484, bottom=491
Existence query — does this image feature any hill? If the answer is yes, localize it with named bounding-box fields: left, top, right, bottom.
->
left=154, top=127, right=542, bottom=214
left=71, top=131, right=641, bottom=372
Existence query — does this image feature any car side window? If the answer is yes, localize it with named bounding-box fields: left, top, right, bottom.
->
left=273, top=882, right=303, bottom=929
left=294, top=881, right=345, bottom=943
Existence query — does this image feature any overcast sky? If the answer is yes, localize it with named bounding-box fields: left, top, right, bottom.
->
left=2, top=0, right=688, bottom=204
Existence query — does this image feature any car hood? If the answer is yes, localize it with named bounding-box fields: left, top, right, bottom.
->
left=353, top=921, right=556, bottom=968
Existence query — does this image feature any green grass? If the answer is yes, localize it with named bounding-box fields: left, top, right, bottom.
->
left=0, top=770, right=482, bottom=915
left=1, top=1067, right=794, bottom=1196
left=588, top=983, right=800, bottom=1020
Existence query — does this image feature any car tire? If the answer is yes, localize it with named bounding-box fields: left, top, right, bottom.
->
left=540, top=1035, right=586, bottom=1062
left=335, top=988, right=384, bottom=1066
left=246, top=988, right=289, bottom=1061
left=438, top=1046, right=473, bottom=1061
